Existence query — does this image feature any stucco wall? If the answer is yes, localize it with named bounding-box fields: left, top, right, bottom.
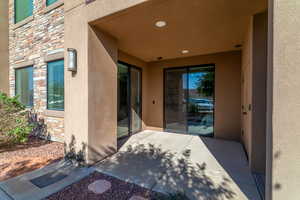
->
left=0, top=0, right=9, bottom=93
left=241, top=17, right=253, bottom=161
left=266, top=0, right=300, bottom=199
left=145, top=51, right=242, bottom=141
left=64, top=0, right=149, bottom=163
left=87, top=27, right=118, bottom=163
left=241, top=12, right=267, bottom=173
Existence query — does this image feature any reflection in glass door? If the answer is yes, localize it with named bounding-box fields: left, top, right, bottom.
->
left=164, top=68, right=188, bottom=133
left=117, top=62, right=142, bottom=139
left=187, top=67, right=214, bottom=136
left=130, top=67, right=142, bottom=133
left=117, top=63, right=130, bottom=138
left=164, top=65, right=215, bottom=136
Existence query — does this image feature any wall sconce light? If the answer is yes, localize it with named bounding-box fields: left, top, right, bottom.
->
left=67, top=48, right=77, bottom=72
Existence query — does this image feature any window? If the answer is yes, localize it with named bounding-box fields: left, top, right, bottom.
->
left=14, top=0, right=33, bottom=23
left=47, top=59, right=64, bottom=110
left=15, top=66, right=33, bottom=107
left=46, top=0, right=58, bottom=6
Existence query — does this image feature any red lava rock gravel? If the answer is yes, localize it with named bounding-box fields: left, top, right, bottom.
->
left=0, top=136, right=64, bottom=181
left=46, top=172, right=166, bottom=200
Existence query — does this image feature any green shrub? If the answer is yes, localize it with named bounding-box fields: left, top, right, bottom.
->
left=0, top=92, right=34, bottom=145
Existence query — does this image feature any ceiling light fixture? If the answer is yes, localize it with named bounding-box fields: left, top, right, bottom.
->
left=155, top=21, right=167, bottom=28
left=181, top=50, right=189, bottom=54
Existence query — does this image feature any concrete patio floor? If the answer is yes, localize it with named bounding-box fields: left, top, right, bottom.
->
left=95, top=130, right=261, bottom=200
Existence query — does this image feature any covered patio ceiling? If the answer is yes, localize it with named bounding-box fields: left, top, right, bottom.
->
left=91, top=0, right=267, bottom=62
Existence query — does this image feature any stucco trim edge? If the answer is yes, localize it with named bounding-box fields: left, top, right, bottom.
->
left=13, top=16, right=34, bottom=30
left=14, top=60, right=35, bottom=69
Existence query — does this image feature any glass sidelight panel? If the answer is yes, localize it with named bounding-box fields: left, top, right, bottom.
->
left=164, top=65, right=215, bottom=136
left=117, top=63, right=130, bottom=138
left=164, top=68, right=188, bottom=133
left=130, top=67, right=142, bottom=133
left=187, top=67, right=214, bottom=136
left=117, top=62, right=142, bottom=139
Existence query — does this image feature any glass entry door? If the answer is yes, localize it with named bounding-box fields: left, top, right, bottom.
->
left=130, top=67, right=142, bottom=133
left=117, top=62, right=142, bottom=139
left=164, top=65, right=215, bottom=136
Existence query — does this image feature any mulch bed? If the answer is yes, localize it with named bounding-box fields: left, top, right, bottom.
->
left=46, top=172, right=166, bottom=200
left=0, top=136, right=64, bottom=181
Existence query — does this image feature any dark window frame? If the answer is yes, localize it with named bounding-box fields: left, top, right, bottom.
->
left=117, top=61, right=143, bottom=140
left=163, top=64, right=216, bottom=137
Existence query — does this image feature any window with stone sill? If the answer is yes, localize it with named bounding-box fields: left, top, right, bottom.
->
left=47, top=59, right=64, bottom=111
left=46, top=0, right=58, bottom=6
left=15, top=66, right=34, bottom=107
left=15, top=0, right=33, bottom=24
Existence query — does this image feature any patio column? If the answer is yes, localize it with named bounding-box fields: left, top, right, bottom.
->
left=65, top=2, right=118, bottom=164
left=266, top=0, right=300, bottom=199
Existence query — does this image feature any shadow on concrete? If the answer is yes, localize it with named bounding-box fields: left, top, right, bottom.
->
left=199, top=137, right=260, bottom=200
left=97, top=142, right=238, bottom=200
left=64, top=135, right=117, bottom=167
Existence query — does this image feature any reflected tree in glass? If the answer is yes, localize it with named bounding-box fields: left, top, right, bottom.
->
left=47, top=60, right=64, bottom=110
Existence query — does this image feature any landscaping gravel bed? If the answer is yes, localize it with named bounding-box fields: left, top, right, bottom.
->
left=46, top=172, right=166, bottom=200
left=0, top=136, right=64, bottom=181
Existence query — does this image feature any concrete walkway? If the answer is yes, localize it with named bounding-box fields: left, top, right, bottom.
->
left=95, top=130, right=261, bottom=200
left=0, top=160, right=93, bottom=200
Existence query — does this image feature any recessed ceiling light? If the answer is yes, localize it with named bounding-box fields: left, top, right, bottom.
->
left=181, top=50, right=189, bottom=54
left=155, top=21, right=167, bottom=28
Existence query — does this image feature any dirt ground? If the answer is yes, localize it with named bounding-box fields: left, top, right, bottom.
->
left=0, top=137, right=64, bottom=181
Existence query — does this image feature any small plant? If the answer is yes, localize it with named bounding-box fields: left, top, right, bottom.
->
left=7, top=117, right=34, bottom=143
left=0, top=91, right=35, bottom=145
left=0, top=92, right=25, bottom=112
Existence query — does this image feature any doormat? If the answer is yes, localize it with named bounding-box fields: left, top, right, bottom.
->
left=30, top=171, right=68, bottom=188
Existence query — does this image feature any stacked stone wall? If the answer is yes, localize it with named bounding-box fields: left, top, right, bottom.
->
left=9, top=0, right=65, bottom=142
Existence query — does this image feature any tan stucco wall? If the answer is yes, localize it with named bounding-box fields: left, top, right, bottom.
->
left=242, top=12, right=268, bottom=173
left=65, top=0, right=148, bottom=163
left=241, top=17, right=253, bottom=163
left=266, top=0, right=300, bottom=199
left=0, top=0, right=9, bottom=93
left=64, top=5, right=89, bottom=160
left=145, top=51, right=242, bottom=141
left=251, top=12, right=268, bottom=173
left=87, top=28, right=118, bottom=163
